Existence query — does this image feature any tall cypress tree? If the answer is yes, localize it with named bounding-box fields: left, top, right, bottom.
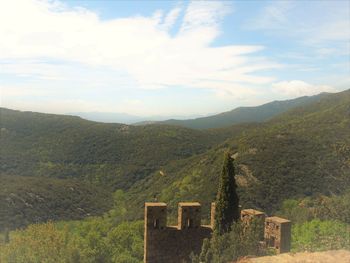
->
left=214, top=151, right=239, bottom=234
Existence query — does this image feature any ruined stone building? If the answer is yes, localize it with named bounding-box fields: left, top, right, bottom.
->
left=144, top=202, right=214, bottom=263
left=241, top=208, right=266, bottom=241
left=240, top=209, right=291, bottom=254
left=264, top=216, right=291, bottom=253
left=144, top=203, right=291, bottom=263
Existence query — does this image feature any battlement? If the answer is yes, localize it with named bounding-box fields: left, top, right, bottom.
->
left=144, top=203, right=291, bottom=263
left=145, top=202, right=214, bottom=231
left=144, top=202, right=214, bottom=263
left=178, top=202, right=201, bottom=229
left=145, top=202, right=167, bottom=230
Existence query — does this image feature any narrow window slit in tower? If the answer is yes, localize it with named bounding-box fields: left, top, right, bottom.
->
left=154, top=219, right=159, bottom=229
left=187, top=218, right=193, bottom=228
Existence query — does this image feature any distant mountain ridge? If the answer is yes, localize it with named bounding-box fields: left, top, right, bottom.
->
left=126, top=89, right=350, bottom=218
left=70, top=111, right=205, bottom=124
left=0, top=107, right=238, bottom=190
left=137, top=93, right=329, bottom=129
left=69, top=111, right=144, bottom=124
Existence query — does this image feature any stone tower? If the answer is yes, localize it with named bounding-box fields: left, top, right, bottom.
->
left=144, top=202, right=214, bottom=263
left=240, top=209, right=266, bottom=241
left=264, top=216, right=291, bottom=253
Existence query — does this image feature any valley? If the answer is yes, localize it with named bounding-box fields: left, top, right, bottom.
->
left=1, top=90, right=349, bottom=262
left=1, top=90, right=349, bottom=228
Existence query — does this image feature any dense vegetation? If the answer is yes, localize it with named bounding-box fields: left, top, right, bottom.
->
left=0, top=108, right=237, bottom=189
left=0, top=220, right=144, bottom=263
left=191, top=220, right=265, bottom=263
left=191, top=153, right=264, bottom=263
left=127, top=89, right=350, bottom=217
left=149, top=93, right=327, bottom=129
left=0, top=175, right=112, bottom=231
left=2, top=191, right=349, bottom=263
left=214, top=152, right=240, bottom=233
left=1, top=89, right=349, bottom=253
left=277, top=191, right=350, bottom=225
left=0, top=107, right=254, bottom=229
left=0, top=192, right=144, bottom=263
left=190, top=188, right=350, bottom=263
left=292, top=219, right=350, bottom=252
left=2, top=218, right=348, bottom=263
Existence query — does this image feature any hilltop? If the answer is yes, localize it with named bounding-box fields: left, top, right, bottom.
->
left=135, top=93, right=328, bottom=129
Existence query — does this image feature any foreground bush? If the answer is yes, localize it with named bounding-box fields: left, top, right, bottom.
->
left=292, top=219, right=350, bottom=252
left=0, top=219, right=143, bottom=263
left=192, top=220, right=265, bottom=263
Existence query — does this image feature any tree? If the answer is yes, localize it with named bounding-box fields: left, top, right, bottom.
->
left=192, top=220, right=264, bottom=263
left=214, top=151, right=239, bottom=234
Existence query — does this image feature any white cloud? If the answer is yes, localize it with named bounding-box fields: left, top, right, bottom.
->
left=180, top=1, right=231, bottom=34
left=162, top=7, right=182, bottom=30
left=246, top=1, right=350, bottom=55
left=247, top=1, right=295, bottom=30
left=0, top=0, right=277, bottom=96
left=272, top=80, right=337, bottom=98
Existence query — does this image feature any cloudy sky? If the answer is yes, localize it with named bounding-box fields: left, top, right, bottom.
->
left=1, top=0, right=349, bottom=117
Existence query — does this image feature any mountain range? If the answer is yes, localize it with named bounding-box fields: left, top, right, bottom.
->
left=135, top=93, right=329, bottom=129
left=70, top=111, right=205, bottom=125
left=126, top=89, right=350, bottom=218
left=70, top=93, right=327, bottom=129
left=1, top=89, right=349, bottom=229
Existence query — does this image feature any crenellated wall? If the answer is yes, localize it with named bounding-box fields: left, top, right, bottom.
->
left=144, top=204, right=291, bottom=263
left=144, top=202, right=214, bottom=263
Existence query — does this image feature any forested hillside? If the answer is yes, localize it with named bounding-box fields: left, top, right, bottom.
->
left=126, top=89, right=350, bottom=218
left=0, top=109, right=238, bottom=189
left=0, top=175, right=112, bottom=230
left=1, top=90, right=349, bottom=229
left=139, top=93, right=327, bottom=129
left=0, top=109, right=253, bottom=230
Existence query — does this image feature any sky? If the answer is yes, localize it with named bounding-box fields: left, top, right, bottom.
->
left=0, top=0, right=349, bottom=117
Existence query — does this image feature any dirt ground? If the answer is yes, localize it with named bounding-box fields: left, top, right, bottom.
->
left=237, top=250, right=350, bottom=263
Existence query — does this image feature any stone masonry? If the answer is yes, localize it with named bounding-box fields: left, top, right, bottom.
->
left=144, top=204, right=291, bottom=263
left=144, top=202, right=214, bottom=263
left=264, top=216, right=291, bottom=253
left=241, top=208, right=266, bottom=241
left=240, top=209, right=291, bottom=254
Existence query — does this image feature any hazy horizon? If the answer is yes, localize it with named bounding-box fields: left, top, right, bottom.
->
left=2, top=89, right=342, bottom=124
left=1, top=0, right=349, bottom=116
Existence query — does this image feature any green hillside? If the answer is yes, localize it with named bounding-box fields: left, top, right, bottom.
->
left=0, top=175, right=112, bottom=231
left=0, top=108, right=237, bottom=189
left=126, top=89, right=350, bottom=218
left=0, top=109, right=253, bottom=230
left=141, top=93, right=327, bottom=129
left=1, top=90, right=349, bottom=229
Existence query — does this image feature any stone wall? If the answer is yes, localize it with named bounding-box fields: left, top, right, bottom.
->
left=241, top=209, right=266, bottom=241
left=144, top=202, right=214, bottom=263
left=264, top=216, right=291, bottom=253
left=240, top=209, right=291, bottom=254
left=144, top=204, right=291, bottom=263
